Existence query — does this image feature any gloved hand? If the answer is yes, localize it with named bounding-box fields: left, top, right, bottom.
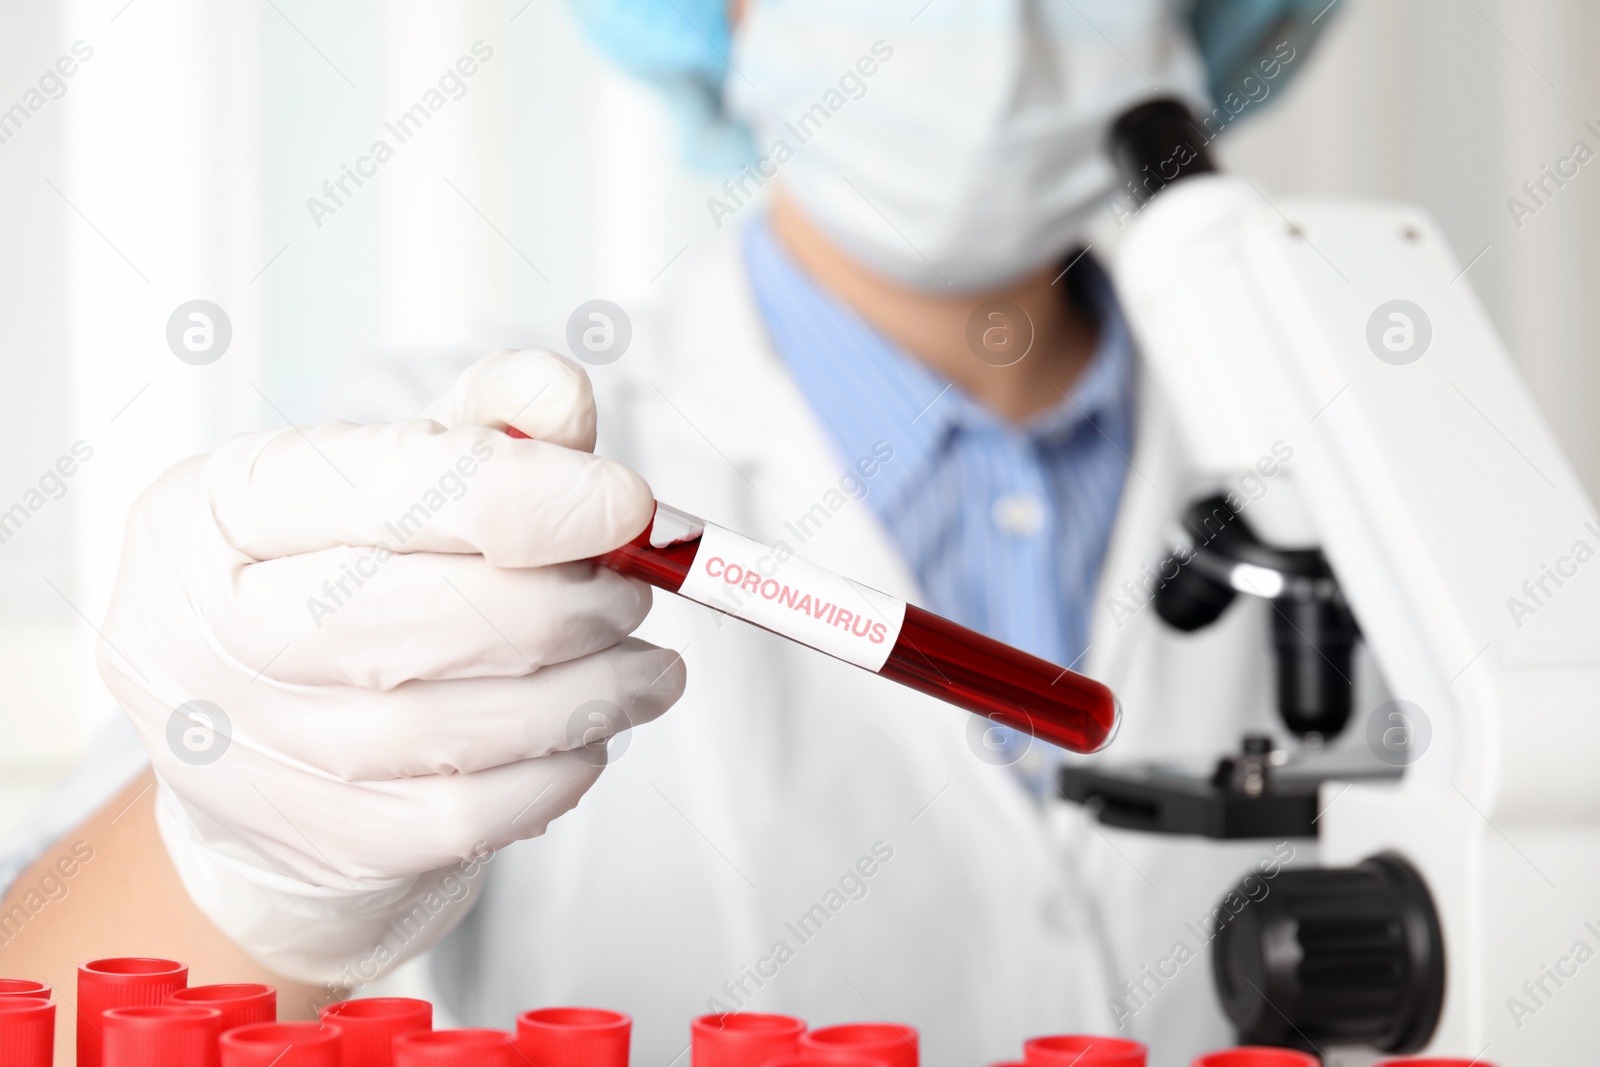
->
left=97, top=350, right=686, bottom=986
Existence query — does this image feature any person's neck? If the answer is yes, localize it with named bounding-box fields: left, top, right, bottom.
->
left=769, top=192, right=1099, bottom=424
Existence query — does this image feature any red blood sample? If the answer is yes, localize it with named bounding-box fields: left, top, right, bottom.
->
left=221, top=1022, right=344, bottom=1067
left=798, top=1023, right=918, bottom=1067
left=503, top=426, right=1120, bottom=753
left=101, top=1005, right=221, bottom=1067
left=393, top=1029, right=517, bottom=1066
left=515, top=1007, right=631, bottom=1067
left=78, top=958, right=189, bottom=1067
left=692, top=1012, right=806, bottom=1067
left=1024, top=1034, right=1146, bottom=1067
left=0, top=978, right=51, bottom=1001
left=169, top=983, right=277, bottom=1033
left=319, top=997, right=433, bottom=1067
left=596, top=503, right=1120, bottom=754
left=0, top=996, right=54, bottom=1067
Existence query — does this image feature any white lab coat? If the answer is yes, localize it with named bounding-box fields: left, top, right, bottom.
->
left=425, top=229, right=1296, bottom=1067
left=0, top=222, right=1298, bottom=1067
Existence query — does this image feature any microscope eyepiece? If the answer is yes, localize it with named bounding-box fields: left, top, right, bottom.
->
left=1107, top=97, right=1218, bottom=197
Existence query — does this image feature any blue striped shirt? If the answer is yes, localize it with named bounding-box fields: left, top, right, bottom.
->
left=742, top=219, right=1135, bottom=783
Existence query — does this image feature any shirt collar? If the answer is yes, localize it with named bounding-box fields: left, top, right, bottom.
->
left=741, top=217, right=1135, bottom=518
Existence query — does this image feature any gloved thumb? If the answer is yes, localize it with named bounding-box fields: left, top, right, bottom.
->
left=421, top=349, right=598, bottom=451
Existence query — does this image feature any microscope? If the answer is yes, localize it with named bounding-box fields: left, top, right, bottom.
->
left=1061, top=101, right=1600, bottom=1064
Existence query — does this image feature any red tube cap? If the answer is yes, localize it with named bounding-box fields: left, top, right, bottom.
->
left=320, top=997, right=434, bottom=1067
left=763, top=1055, right=883, bottom=1067
left=1025, top=1035, right=1147, bottom=1067
left=0, top=996, right=55, bottom=1067
left=171, top=983, right=278, bottom=1033
left=516, top=1007, right=631, bottom=1067
left=0, top=978, right=51, bottom=1001
left=78, top=957, right=189, bottom=1067
left=222, top=1022, right=345, bottom=1067
left=394, top=1029, right=517, bottom=1066
left=693, top=1012, right=806, bottom=1067
left=102, top=1004, right=221, bottom=1067
left=798, top=1024, right=918, bottom=1067
left=1192, top=1049, right=1320, bottom=1067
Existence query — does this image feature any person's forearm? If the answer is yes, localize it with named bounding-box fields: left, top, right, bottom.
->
left=0, top=770, right=325, bottom=1065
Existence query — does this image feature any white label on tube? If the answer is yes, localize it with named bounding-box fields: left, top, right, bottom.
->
left=676, top=522, right=907, bottom=672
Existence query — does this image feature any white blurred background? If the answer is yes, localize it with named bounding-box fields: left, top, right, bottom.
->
left=1, top=0, right=1597, bottom=832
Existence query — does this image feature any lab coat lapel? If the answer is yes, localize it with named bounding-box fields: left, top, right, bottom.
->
left=1086, top=364, right=1190, bottom=688
left=634, top=221, right=1110, bottom=870
left=638, top=225, right=925, bottom=605
left=483, top=227, right=1247, bottom=1051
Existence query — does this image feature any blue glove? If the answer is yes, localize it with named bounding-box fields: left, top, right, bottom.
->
left=1189, top=0, right=1340, bottom=110
left=564, top=0, right=755, bottom=173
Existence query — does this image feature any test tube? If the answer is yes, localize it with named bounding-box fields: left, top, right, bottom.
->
left=0, top=997, right=54, bottom=1067
left=692, top=1012, right=805, bottom=1067
left=78, top=958, right=189, bottom=1067
left=220, top=1022, right=344, bottom=1067
left=0, top=979, right=51, bottom=1001
left=595, top=500, right=1121, bottom=754
left=1190, top=1050, right=1319, bottom=1067
left=1024, top=1035, right=1146, bottom=1067
left=393, top=1029, right=517, bottom=1066
left=514, top=1007, right=631, bottom=1067
left=101, top=1005, right=222, bottom=1067
left=169, top=983, right=277, bottom=1034
left=798, top=1024, right=919, bottom=1067
left=319, top=996, right=433, bottom=1067
left=765, top=1056, right=885, bottom=1067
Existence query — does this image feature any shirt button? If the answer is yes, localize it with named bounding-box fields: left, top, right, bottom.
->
left=992, top=492, right=1047, bottom=536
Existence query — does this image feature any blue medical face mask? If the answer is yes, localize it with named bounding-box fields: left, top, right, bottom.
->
left=566, top=0, right=1337, bottom=179
left=723, top=0, right=1213, bottom=291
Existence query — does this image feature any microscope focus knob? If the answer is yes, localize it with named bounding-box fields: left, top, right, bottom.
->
left=1211, top=853, right=1445, bottom=1054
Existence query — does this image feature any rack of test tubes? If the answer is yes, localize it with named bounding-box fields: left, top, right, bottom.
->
left=0, top=960, right=1496, bottom=1066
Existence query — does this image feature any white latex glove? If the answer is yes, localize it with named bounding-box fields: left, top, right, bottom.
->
left=97, top=350, right=685, bottom=986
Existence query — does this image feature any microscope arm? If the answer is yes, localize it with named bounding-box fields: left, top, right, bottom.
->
left=1110, top=173, right=1600, bottom=1060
